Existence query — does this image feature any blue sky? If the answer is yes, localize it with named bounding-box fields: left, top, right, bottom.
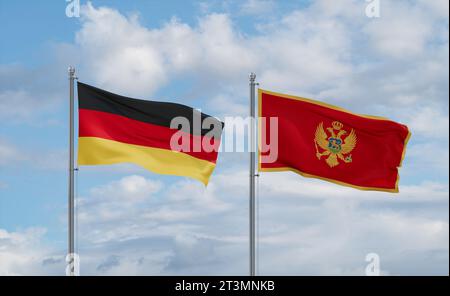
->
left=0, top=0, right=448, bottom=275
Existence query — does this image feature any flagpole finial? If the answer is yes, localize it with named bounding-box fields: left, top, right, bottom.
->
left=249, top=72, right=256, bottom=82
left=68, top=66, right=76, bottom=78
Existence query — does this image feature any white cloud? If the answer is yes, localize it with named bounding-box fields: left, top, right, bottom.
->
left=0, top=64, right=66, bottom=124
left=165, top=179, right=231, bottom=211
left=364, top=1, right=433, bottom=59
left=90, top=175, right=162, bottom=203
left=240, top=0, right=276, bottom=16
left=72, top=1, right=448, bottom=128
left=417, top=0, right=449, bottom=19
left=0, top=90, right=38, bottom=121
left=69, top=170, right=448, bottom=275
left=2, top=0, right=446, bottom=125
left=403, top=107, right=449, bottom=139
left=208, top=93, right=248, bottom=117
left=0, top=139, right=24, bottom=166
left=407, top=142, right=449, bottom=174
left=256, top=208, right=448, bottom=275
left=0, top=138, right=66, bottom=170
left=77, top=175, right=162, bottom=226
left=74, top=2, right=356, bottom=100
left=0, top=227, right=63, bottom=276
left=75, top=4, right=256, bottom=98
left=1, top=166, right=447, bottom=275
left=76, top=4, right=167, bottom=97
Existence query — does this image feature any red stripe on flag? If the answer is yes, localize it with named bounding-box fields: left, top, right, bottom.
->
left=79, top=109, right=220, bottom=163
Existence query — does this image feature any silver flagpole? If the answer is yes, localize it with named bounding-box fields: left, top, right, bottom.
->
left=68, top=66, right=76, bottom=276
left=249, top=73, right=256, bottom=276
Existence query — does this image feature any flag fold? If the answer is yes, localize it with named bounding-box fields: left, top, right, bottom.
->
left=77, top=82, right=223, bottom=185
left=259, top=89, right=410, bottom=192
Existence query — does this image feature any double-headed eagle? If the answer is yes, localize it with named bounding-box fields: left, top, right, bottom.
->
left=314, top=121, right=357, bottom=168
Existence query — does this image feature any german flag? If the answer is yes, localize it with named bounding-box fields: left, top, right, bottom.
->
left=77, top=82, right=223, bottom=185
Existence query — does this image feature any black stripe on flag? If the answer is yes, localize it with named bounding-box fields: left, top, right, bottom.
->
left=77, top=82, right=223, bottom=136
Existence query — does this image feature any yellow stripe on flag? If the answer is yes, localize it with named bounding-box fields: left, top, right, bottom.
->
left=78, top=137, right=216, bottom=185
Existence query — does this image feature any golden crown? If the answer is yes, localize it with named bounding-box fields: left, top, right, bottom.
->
left=332, top=121, right=343, bottom=130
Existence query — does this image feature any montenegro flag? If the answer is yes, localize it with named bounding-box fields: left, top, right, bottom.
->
left=259, top=89, right=410, bottom=193
left=77, top=82, right=223, bottom=185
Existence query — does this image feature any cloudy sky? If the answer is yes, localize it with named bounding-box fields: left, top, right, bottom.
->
left=0, top=0, right=448, bottom=275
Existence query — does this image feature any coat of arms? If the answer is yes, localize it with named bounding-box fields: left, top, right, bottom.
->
left=314, top=121, right=357, bottom=168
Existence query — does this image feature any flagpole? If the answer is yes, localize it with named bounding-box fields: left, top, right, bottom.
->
left=249, top=72, right=257, bottom=276
left=68, top=66, right=76, bottom=276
